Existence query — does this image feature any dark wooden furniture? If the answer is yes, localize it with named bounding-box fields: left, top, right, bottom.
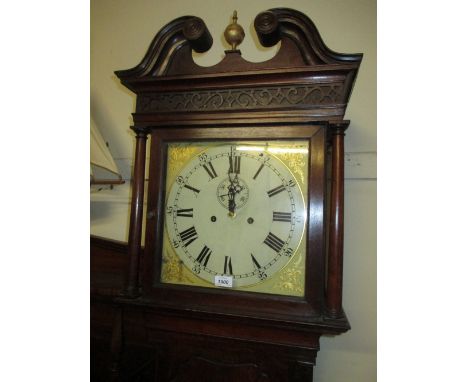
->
left=91, top=8, right=362, bottom=381
left=90, top=236, right=126, bottom=381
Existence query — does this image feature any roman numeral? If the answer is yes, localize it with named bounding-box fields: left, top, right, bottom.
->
left=184, top=184, right=200, bottom=194
left=196, top=245, right=212, bottom=267
left=251, top=253, right=261, bottom=269
left=251, top=253, right=267, bottom=280
left=252, top=163, right=264, bottom=180
left=229, top=156, right=241, bottom=174
left=176, top=208, right=193, bottom=217
left=179, top=226, right=198, bottom=247
left=267, top=184, right=286, bottom=197
left=224, top=256, right=233, bottom=275
left=272, top=211, right=292, bottom=222
left=263, top=232, right=285, bottom=253
left=202, top=161, right=218, bottom=179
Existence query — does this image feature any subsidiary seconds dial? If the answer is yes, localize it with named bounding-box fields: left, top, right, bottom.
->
left=164, top=143, right=306, bottom=288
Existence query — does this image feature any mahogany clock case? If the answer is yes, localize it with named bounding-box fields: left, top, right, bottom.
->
left=90, top=7, right=363, bottom=381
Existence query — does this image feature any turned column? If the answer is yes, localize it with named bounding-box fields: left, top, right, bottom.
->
left=124, top=127, right=148, bottom=298
left=326, top=122, right=349, bottom=318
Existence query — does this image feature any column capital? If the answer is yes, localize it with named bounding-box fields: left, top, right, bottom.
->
left=131, top=126, right=149, bottom=137
left=329, top=121, right=350, bottom=136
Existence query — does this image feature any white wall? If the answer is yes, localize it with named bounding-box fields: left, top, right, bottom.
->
left=91, top=1, right=376, bottom=380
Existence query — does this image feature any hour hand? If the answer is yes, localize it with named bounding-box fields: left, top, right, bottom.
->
left=228, top=199, right=236, bottom=214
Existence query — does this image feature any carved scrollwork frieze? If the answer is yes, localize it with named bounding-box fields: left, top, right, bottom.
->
left=137, top=84, right=344, bottom=113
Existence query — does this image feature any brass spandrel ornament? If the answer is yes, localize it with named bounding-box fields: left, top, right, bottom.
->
left=166, top=144, right=201, bottom=187
left=273, top=148, right=308, bottom=186
left=161, top=234, right=210, bottom=286
left=275, top=251, right=304, bottom=294
left=224, top=11, right=245, bottom=50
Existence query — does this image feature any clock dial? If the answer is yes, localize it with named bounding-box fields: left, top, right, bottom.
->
left=162, top=141, right=308, bottom=292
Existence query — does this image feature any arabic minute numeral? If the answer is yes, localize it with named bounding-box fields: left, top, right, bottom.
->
left=251, top=253, right=266, bottom=280
left=198, top=153, right=208, bottom=162
left=192, top=264, right=201, bottom=274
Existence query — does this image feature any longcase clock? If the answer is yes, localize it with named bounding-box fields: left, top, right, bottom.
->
left=111, top=8, right=362, bottom=381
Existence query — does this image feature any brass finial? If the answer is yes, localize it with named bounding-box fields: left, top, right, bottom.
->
left=224, top=10, right=245, bottom=50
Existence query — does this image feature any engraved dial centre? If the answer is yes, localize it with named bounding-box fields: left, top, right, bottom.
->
left=216, top=176, right=249, bottom=212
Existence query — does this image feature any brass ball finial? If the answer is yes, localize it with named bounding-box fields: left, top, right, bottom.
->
left=224, top=10, right=245, bottom=50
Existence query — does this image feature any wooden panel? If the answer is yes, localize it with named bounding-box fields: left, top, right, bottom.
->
left=121, top=323, right=318, bottom=382
left=91, top=236, right=128, bottom=380
left=90, top=235, right=127, bottom=297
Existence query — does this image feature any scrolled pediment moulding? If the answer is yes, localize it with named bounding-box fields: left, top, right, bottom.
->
left=115, top=8, right=362, bottom=127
